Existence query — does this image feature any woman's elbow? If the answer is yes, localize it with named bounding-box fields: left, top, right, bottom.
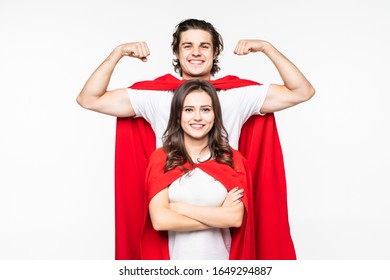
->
left=150, top=219, right=163, bottom=231
left=152, top=222, right=165, bottom=231
left=150, top=214, right=169, bottom=231
left=228, top=208, right=244, bottom=228
left=230, top=215, right=244, bottom=228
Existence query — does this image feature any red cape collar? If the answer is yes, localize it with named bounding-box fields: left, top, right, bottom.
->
left=130, top=74, right=261, bottom=90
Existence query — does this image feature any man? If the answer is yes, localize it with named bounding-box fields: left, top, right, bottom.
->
left=77, top=19, right=315, bottom=260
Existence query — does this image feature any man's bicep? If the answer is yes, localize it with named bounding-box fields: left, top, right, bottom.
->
left=260, top=84, right=307, bottom=113
left=93, top=88, right=136, bottom=117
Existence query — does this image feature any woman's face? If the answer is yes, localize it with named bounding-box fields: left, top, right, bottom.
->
left=181, top=89, right=215, bottom=143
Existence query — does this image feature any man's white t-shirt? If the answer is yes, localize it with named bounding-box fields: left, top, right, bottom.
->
left=127, top=84, right=269, bottom=149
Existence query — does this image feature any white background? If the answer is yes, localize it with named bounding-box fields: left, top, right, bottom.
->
left=0, top=0, right=389, bottom=260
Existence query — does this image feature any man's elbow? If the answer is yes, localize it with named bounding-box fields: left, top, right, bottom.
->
left=76, top=94, right=87, bottom=108
left=302, top=85, right=316, bottom=102
left=291, top=85, right=315, bottom=107
left=76, top=93, right=96, bottom=110
left=76, top=94, right=82, bottom=106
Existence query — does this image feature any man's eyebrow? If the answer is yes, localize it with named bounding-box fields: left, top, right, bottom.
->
left=180, top=42, right=212, bottom=46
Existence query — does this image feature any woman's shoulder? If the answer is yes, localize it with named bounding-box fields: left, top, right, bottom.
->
left=231, top=148, right=245, bottom=161
left=230, top=148, right=249, bottom=171
left=149, top=148, right=167, bottom=164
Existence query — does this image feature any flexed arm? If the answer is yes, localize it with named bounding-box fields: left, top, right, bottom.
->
left=234, top=40, right=315, bottom=113
left=76, top=42, right=150, bottom=117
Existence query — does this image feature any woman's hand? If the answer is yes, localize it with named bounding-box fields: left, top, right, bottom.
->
left=222, top=187, right=244, bottom=207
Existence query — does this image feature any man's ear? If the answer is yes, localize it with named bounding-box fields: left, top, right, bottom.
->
left=213, top=49, right=219, bottom=59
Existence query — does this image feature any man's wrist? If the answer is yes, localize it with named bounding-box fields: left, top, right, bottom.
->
left=108, top=46, right=125, bottom=61
left=259, top=41, right=274, bottom=54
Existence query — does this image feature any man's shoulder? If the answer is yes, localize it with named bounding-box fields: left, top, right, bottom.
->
left=221, top=84, right=264, bottom=91
left=127, top=88, right=173, bottom=94
left=211, top=75, right=262, bottom=90
left=129, top=74, right=181, bottom=91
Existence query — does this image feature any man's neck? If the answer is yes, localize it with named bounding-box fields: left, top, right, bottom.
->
left=182, top=74, right=211, bottom=81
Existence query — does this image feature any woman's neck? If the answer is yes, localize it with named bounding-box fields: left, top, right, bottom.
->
left=184, top=138, right=210, bottom=162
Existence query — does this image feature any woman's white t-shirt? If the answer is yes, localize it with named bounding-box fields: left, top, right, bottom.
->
left=168, top=167, right=231, bottom=259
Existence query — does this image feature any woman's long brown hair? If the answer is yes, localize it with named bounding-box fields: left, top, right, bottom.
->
left=162, top=79, right=233, bottom=173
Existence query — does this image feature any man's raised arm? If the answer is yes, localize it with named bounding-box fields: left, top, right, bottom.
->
left=76, top=42, right=150, bottom=117
left=234, top=39, right=315, bottom=113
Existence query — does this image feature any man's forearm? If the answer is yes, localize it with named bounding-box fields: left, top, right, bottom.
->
left=78, top=47, right=123, bottom=102
left=262, top=43, right=315, bottom=96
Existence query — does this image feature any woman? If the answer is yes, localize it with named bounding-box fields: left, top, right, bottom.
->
left=141, top=80, right=256, bottom=260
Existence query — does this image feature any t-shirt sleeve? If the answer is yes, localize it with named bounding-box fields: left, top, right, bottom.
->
left=127, top=88, right=172, bottom=125
left=219, top=83, right=269, bottom=126
left=238, top=84, right=269, bottom=119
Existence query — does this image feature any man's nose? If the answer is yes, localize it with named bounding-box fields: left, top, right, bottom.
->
left=191, top=47, right=201, bottom=56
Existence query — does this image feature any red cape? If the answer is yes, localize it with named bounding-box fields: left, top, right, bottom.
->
left=141, top=148, right=256, bottom=260
left=115, top=74, right=296, bottom=259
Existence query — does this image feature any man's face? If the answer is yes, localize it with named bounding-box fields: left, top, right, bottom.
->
left=176, top=29, right=215, bottom=80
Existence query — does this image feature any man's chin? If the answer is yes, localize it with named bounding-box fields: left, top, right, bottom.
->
left=183, top=72, right=210, bottom=80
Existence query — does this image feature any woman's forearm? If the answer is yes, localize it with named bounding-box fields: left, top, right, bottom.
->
left=150, top=206, right=211, bottom=232
left=171, top=202, right=244, bottom=228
